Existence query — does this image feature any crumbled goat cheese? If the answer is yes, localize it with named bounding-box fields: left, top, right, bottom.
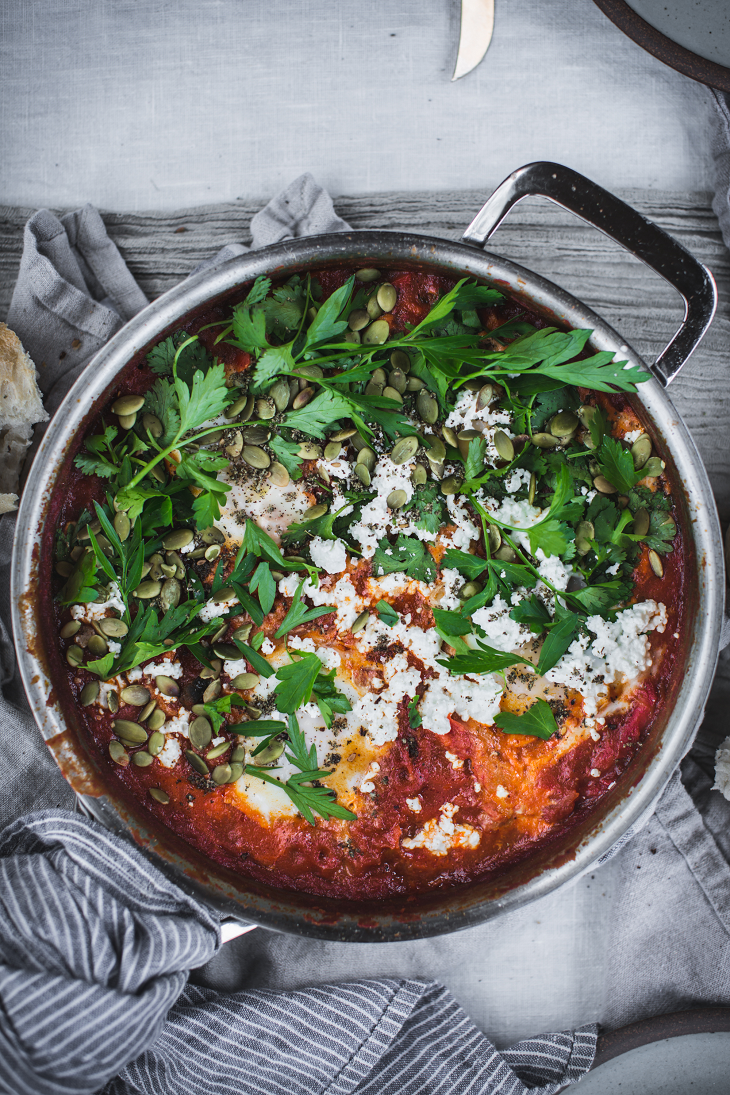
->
left=624, top=429, right=643, bottom=443
left=406, top=797, right=422, bottom=813
left=158, top=737, right=182, bottom=768
left=471, top=594, right=532, bottom=653
left=128, top=659, right=183, bottom=682
left=504, top=467, right=532, bottom=494
left=545, top=600, right=668, bottom=715
left=444, top=751, right=464, bottom=769
left=164, top=711, right=191, bottom=738
left=435, top=567, right=463, bottom=610
left=713, top=736, right=730, bottom=801
left=287, top=635, right=341, bottom=669
left=260, top=637, right=275, bottom=655
left=481, top=494, right=544, bottom=552
left=359, top=761, right=380, bottom=794
left=309, top=536, right=348, bottom=574
left=350, top=457, right=415, bottom=557
left=70, top=582, right=126, bottom=622
left=590, top=769, right=601, bottom=778
left=401, top=802, right=481, bottom=855
left=535, top=547, right=575, bottom=588
left=445, top=495, right=480, bottom=549
left=279, top=573, right=364, bottom=632
left=495, top=785, right=509, bottom=798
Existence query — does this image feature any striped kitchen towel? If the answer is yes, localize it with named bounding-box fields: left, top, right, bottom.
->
left=0, top=810, right=596, bottom=1095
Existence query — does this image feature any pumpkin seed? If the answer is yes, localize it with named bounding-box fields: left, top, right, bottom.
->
left=231, top=744, right=246, bottom=764
left=225, top=430, right=243, bottom=458
left=147, top=731, right=165, bottom=756
left=268, top=461, right=290, bottom=487
left=155, top=674, right=180, bottom=697
left=149, top=463, right=167, bottom=484
left=575, top=520, right=595, bottom=555
left=531, top=432, right=560, bottom=449
left=242, top=445, right=271, bottom=470
left=147, top=709, right=167, bottom=732
left=80, top=680, right=100, bottom=706
left=255, top=740, right=285, bottom=765
left=487, top=523, right=502, bottom=553
left=243, top=426, right=272, bottom=446
left=185, top=750, right=209, bottom=776
left=529, top=472, right=536, bottom=505
left=593, top=475, right=618, bottom=494
left=211, top=642, right=237, bottom=661
left=134, top=579, right=162, bottom=599
left=457, top=428, right=481, bottom=460
left=416, top=391, right=438, bottom=424
left=108, top=740, right=128, bottom=766
left=648, top=550, right=664, bottom=578
left=363, top=319, right=390, bottom=345
left=351, top=610, right=370, bottom=634
left=390, top=350, right=411, bottom=372
left=118, top=412, right=137, bottom=430
left=476, top=383, right=495, bottom=411
left=406, top=376, right=425, bottom=391
left=348, top=308, right=369, bottom=331
left=88, top=635, right=108, bottom=657
left=232, top=672, right=260, bottom=690
left=303, top=503, right=327, bottom=522
left=354, top=464, right=371, bottom=487
left=388, top=368, right=407, bottom=394
left=113, top=720, right=148, bottom=744
left=225, top=394, right=252, bottom=420
left=148, top=553, right=164, bottom=581
left=642, top=457, right=665, bottom=478
left=207, top=741, right=231, bottom=761
left=191, top=705, right=208, bottom=716
left=356, top=447, right=376, bottom=473
left=463, top=379, right=484, bottom=391
left=366, top=295, right=383, bottom=320
left=204, top=545, right=221, bottom=563
left=412, top=464, right=427, bottom=486
left=346, top=330, right=362, bottom=344
left=256, top=397, right=277, bottom=420
left=459, top=580, right=483, bottom=600
left=112, top=394, right=145, bottom=416
left=140, top=561, right=153, bottom=578
left=245, top=704, right=262, bottom=718
left=55, top=561, right=74, bottom=578
left=426, top=437, right=446, bottom=464
left=163, top=528, right=194, bottom=551
left=203, top=678, right=222, bottom=703
left=387, top=489, right=407, bottom=510
left=149, top=787, right=169, bottom=804
left=121, top=685, right=151, bottom=706
left=292, top=386, right=315, bottom=410
left=577, top=404, right=598, bottom=427
left=189, top=717, right=212, bottom=750
left=235, top=623, right=253, bottom=644
left=441, top=426, right=459, bottom=450
left=356, top=267, right=381, bottom=282
left=108, top=690, right=119, bottom=714
left=549, top=411, right=580, bottom=438
left=440, top=475, right=462, bottom=495
left=365, top=380, right=384, bottom=397
left=212, top=763, right=232, bottom=785
left=270, top=378, right=291, bottom=412
left=297, top=441, right=322, bottom=459
left=324, top=441, right=341, bottom=461
left=113, top=512, right=131, bottom=541
left=494, top=544, right=518, bottom=562
left=391, top=436, right=419, bottom=465
left=377, top=283, right=397, bottom=312
left=66, top=646, right=84, bottom=667
left=632, top=507, right=650, bottom=537
left=60, top=620, right=81, bottom=639
left=141, top=412, right=163, bottom=439
left=228, top=762, right=244, bottom=783
left=331, top=426, right=357, bottom=442
left=631, top=435, right=652, bottom=469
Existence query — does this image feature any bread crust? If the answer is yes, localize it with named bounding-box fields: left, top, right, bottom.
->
left=0, top=324, right=49, bottom=509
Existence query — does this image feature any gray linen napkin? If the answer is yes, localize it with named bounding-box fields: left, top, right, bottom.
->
left=0, top=175, right=597, bottom=1095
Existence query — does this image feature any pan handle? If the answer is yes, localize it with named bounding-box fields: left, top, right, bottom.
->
left=462, top=161, right=717, bottom=387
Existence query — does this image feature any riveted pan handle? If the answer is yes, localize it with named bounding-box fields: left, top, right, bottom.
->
left=463, top=161, right=717, bottom=386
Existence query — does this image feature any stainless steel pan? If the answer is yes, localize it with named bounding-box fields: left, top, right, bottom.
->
left=11, top=162, right=723, bottom=941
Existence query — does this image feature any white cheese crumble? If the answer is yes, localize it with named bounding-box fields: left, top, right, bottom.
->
left=164, top=711, right=191, bottom=738
left=406, top=797, right=422, bottom=812
left=158, top=737, right=182, bottom=768
left=279, top=573, right=364, bottom=633
left=495, top=785, right=509, bottom=798
left=445, top=495, right=480, bottom=549
left=401, top=802, right=481, bottom=855
left=309, top=536, right=348, bottom=574
left=128, top=659, right=183, bottom=682
left=444, top=751, right=464, bottom=769
left=471, top=594, right=532, bottom=654
left=260, top=638, right=275, bottom=655
left=713, top=736, right=730, bottom=801
left=70, top=582, right=126, bottom=622
left=359, top=761, right=381, bottom=794
left=350, top=457, right=415, bottom=558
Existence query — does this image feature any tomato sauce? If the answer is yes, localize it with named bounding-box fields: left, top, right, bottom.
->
left=47, top=268, right=688, bottom=900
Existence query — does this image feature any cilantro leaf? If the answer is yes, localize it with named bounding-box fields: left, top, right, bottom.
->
left=274, top=580, right=336, bottom=638
left=312, top=667, right=353, bottom=727
left=596, top=436, right=642, bottom=494
left=408, top=694, right=423, bottom=728
left=251, top=344, right=295, bottom=393
left=230, top=301, right=269, bottom=354
left=509, top=595, right=552, bottom=634
left=176, top=363, right=232, bottom=435
left=493, top=699, right=557, bottom=739
left=535, top=612, right=581, bottom=674
left=401, top=481, right=446, bottom=535
left=243, top=276, right=272, bottom=307
left=269, top=435, right=304, bottom=480
left=375, top=599, right=399, bottom=627
left=283, top=388, right=353, bottom=438
left=437, top=641, right=528, bottom=676
left=441, top=549, right=488, bottom=580
left=303, top=276, right=354, bottom=349
left=644, top=510, right=677, bottom=555
left=250, top=561, right=276, bottom=615
left=274, top=654, right=322, bottom=714
left=528, top=517, right=573, bottom=558
left=371, top=535, right=436, bottom=584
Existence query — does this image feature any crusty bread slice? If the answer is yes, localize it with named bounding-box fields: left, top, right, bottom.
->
left=0, top=324, right=49, bottom=511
